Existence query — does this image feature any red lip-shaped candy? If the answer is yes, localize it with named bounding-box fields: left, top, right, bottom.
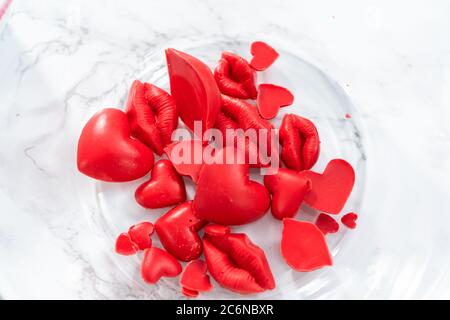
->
left=128, top=222, right=154, bottom=250
left=180, top=259, right=213, bottom=293
left=281, top=219, right=332, bottom=272
left=135, top=159, right=186, bottom=209
left=141, top=247, right=182, bottom=284
left=155, top=201, right=207, bottom=261
left=214, top=52, right=257, bottom=99
left=115, top=232, right=139, bottom=256
left=77, top=108, right=154, bottom=182
left=279, top=114, right=320, bottom=171
left=203, top=229, right=275, bottom=294
left=164, top=139, right=205, bottom=183
left=166, top=48, right=221, bottom=139
left=250, top=41, right=279, bottom=71
left=257, top=84, right=294, bottom=119
left=300, top=159, right=355, bottom=214
left=126, top=80, right=178, bottom=155
left=264, top=168, right=311, bottom=220
left=193, top=147, right=271, bottom=225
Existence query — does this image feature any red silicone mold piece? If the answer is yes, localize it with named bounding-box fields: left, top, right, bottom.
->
left=279, top=114, right=320, bottom=171
left=193, top=147, right=270, bottom=225
left=214, top=52, right=257, bottom=99
left=128, top=222, right=154, bottom=250
left=203, top=230, right=275, bottom=294
left=164, top=139, right=205, bottom=183
left=77, top=108, right=154, bottom=182
left=155, top=201, right=207, bottom=261
left=281, top=219, right=332, bottom=272
left=115, top=232, right=139, bottom=256
left=300, top=159, right=355, bottom=214
left=315, top=213, right=339, bottom=235
left=264, top=168, right=311, bottom=220
left=257, top=84, right=294, bottom=119
left=166, top=48, right=221, bottom=139
left=341, top=212, right=358, bottom=229
left=125, top=80, right=178, bottom=155
left=180, top=259, right=213, bottom=293
left=250, top=41, right=279, bottom=71
left=141, top=247, right=182, bottom=284
left=135, top=159, right=186, bottom=209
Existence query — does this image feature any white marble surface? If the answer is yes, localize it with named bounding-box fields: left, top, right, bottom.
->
left=0, top=0, right=450, bottom=299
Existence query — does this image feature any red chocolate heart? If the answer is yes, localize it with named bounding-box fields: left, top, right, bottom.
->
left=264, top=168, right=311, bottom=220
left=166, top=48, right=221, bottom=139
left=203, top=229, right=275, bottom=294
left=180, top=259, right=212, bottom=293
left=155, top=201, right=206, bottom=261
left=214, top=52, right=257, bottom=99
left=250, top=41, right=279, bottom=71
left=300, top=159, right=355, bottom=214
left=115, top=233, right=139, bottom=256
left=341, top=212, right=358, bottom=229
left=141, top=247, right=182, bottom=284
left=279, top=114, right=320, bottom=171
left=135, top=159, right=186, bottom=209
left=164, top=140, right=205, bottom=183
left=257, top=84, right=294, bottom=119
left=281, top=219, right=332, bottom=272
left=126, top=80, right=178, bottom=155
left=77, top=108, right=154, bottom=182
left=128, top=222, right=154, bottom=250
left=315, top=213, right=339, bottom=235
left=193, top=147, right=271, bottom=225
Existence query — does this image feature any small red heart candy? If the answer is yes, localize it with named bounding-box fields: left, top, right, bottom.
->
left=281, top=219, right=332, bottom=272
left=141, top=247, right=182, bottom=284
left=250, top=41, right=279, bottom=71
left=300, top=159, right=355, bottom=214
left=180, top=259, right=212, bottom=293
left=341, top=212, right=358, bottom=229
left=164, top=140, right=205, bottom=183
left=115, top=233, right=139, bottom=256
left=77, top=108, right=154, bottom=182
left=128, top=222, right=154, bottom=250
left=135, top=159, right=186, bottom=209
left=181, top=287, right=199, bottom=298
left=315, top=213, right=339, bottom=235
left=257, top=84, right=294, bottom=119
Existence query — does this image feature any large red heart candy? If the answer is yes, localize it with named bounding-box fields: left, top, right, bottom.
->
left=193, top=147, right=271, bottom=225
left=77, top=108, right=154, bottom=182
left=155, top=201, right=206, bottom=261
left=115, top=233, right=139, bottom=256
left=203, top=229, right=275, bottom=294
left=125, top=80, right=178, bottom=156
left=166, top=48, right=221, bottom=139
left=135, top=159, right=186, bottom=209
left=250, top=41, right=279, bottom=71
left=180, top=259, right=212, bottom=293
left=257, top=84, right=294, bottom=119
left=141, top=247, right=182, bottom=284
left=300, top=159, right=355, bottom=214
left=281, top=219, right=332, bottom=272
left=264, top=168, right=311, bottom=220
left=164, top=140, right=205, bottom=183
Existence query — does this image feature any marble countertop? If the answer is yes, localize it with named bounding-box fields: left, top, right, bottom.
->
left=1, top=0, right=450, bottom=299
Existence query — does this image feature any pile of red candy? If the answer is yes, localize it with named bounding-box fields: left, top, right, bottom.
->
left=77, top=41, right=358, bottom=297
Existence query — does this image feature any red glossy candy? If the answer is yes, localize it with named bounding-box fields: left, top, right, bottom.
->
left=264, top=168, right=311, bottom=220
left=193, top=147, right=270, bottom=225
left=250, top=41, right=279, bottom=71
left=279, top=114, right=320, bottom=171
left=141, top=247, right=182, bottom=284
left=135, top=159, right=186, bottom=209
left=341, top=212, right=358, bottom=229
left=300, top=159, right=355, bottom=214
left=180, top=259, right=213, bottom=293
left=155, top=201, right=207, bottom=261
left=181, top=287, right=199, bottom=298
left=204, top=224, right=231, bottom=236
left=115, top=233, right=139, bottom=256
left=315, top=213, right=339, bottom=235
left=128, top=222, right=154, bottom=250
left=166, top=48, right=221, bottom=139
left=77, top=108, right=154, bottom=182
left=214, top=52, right=257, bottom=99
left=164, top=140, right=205, bottom=183
left=203, top=231, right=275, bottom=294
left=126, top=80, right=178, bottom=155
left=281, top=219, right=332, bottom=272
left=257, top=84, right=294, bottom=119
